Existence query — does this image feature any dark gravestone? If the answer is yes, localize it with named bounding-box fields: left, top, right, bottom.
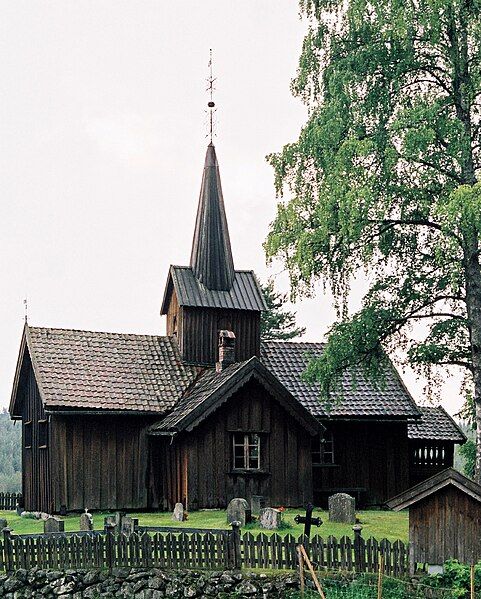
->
left=120, top=515, right=138, bottom=536
left=328, top=493, right=356, bottom=524
left=251, top=495, right=265, bottom=517
left=0, top=518, right=7, bottom=530
left=227, top=498, right=251, bottom=527
left=44, top=517, right=64, bottom=533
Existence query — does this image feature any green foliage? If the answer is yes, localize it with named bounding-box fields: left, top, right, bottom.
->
left=459, top=439, right=476, bottom=478
left=421, top=560, right=481, bottom=598
left=0, top=409, right=21, bottom=493
left=265, top=0, right=481, bottom=457
left=260, top=280, right=306, bottom=341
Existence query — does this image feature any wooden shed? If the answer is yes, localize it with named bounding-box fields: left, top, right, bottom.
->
left=387, top=468, right=481, bottom=568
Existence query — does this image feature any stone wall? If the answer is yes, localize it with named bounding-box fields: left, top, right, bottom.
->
left=0, top=568, right=300, bottom=598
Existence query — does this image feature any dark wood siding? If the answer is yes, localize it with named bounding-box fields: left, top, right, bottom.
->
left=313, top=421, right=410, bottom=506
left=153, top=380, right=313, bottom=510
left=50, top=415, right=154, bottom=513
left=165, top=288, right=261, bottom=366
left=19, top=357, right=53, bottom=513
left=409, top=485, right=481, bottom=564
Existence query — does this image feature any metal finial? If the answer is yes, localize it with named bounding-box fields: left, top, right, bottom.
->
left=206, top=49, right=216, bottom=143
left=23, top=297, right=28, bottom=324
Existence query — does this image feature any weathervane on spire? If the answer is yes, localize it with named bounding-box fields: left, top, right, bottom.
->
left=23, top=297, right=28, bottom=324
left=206, top=49, right=216, bottom=143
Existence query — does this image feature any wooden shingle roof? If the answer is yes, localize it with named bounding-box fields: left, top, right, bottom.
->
left=161, top=265, right=266, bottom=313
left=149, top=356, right=322, bottom=436
left=10, top=326, right=198, bottom=414
left=190, top=143, right=235, bottom=291
left=261, top=341, right=421, bottom=419
left=386, top=468, right=481, bottom=510
left=407, top=406, right=466, bottom=443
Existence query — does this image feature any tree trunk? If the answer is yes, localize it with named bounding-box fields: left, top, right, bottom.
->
left=465, top=248, right=481, bottom=482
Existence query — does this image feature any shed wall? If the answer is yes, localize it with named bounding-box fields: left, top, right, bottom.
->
left=409, top=485, right=481, bottom=564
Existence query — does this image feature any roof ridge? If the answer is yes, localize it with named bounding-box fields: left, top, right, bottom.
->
left=27, top=325, right=171, bottom=340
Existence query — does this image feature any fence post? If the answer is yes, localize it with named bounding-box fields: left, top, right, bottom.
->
left=3, top=528, right=12, bottom=573
left=353, top=525, right=364, bottom=573
left=104, top=521, right=115, bottom=572
left=229, top=521, right=241, bottom=570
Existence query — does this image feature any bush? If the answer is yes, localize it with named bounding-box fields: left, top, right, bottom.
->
left=420, top=560, right=481, bottom=598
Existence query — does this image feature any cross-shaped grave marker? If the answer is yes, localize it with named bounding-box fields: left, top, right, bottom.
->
left=294, top=503, right=322, bottom=538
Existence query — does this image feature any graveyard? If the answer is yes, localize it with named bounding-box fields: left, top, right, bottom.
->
left=0, top=507, right=408, bottom=542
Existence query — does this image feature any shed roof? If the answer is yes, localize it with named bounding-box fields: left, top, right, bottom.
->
left=261, top=341, right=421, bottom=419
left=386, top=468, right=481, bottom=510
left=10, top=325, right=198, bottom=415
left=149, top=356, right=322, bottom=436
left=161, top=265, right=266, bottom=313
left=407, top=406, right=466, bottom=443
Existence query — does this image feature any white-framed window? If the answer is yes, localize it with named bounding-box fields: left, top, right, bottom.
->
left=232, top=433, right=261, bottom=470
left=312, top=431, right=335, bottom=465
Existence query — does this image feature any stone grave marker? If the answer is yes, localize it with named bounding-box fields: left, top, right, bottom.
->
left=44, top=516, right=65, bottom=533
left=328, top=493, right=356, bottom=524
left=227, top=498, right=251, bottom=527
left=120, top=515, right=138, bottom=536
left=172, top=502, right=185, bottom=522
left=0, top=518, right=7, bottom=530
left=80, top=509, right=93, bottom=531
left=259, top=507, right=282, bottom=530
left=251, top=495, right=265, bottom=517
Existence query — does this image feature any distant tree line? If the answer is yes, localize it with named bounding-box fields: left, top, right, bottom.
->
left=0, top=409, right=21, bottom=493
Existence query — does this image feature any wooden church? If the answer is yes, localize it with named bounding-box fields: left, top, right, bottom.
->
left=9, top=144, right=466, bottom=514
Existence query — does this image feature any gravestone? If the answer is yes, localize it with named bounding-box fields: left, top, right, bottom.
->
left=104, top=511, right=124, bottom=533
left=227, top=498, right=251, bottom=527
left=251, top=495, right=264, bottom=517
left=0, top=518, right=7, bottom=530
left=44, top=516, right=65, bottom=533
left=80, top=509, right=93, bottom=531
left=172, top=503, right=185, bottom=522
left=328, top=493, right=356, bottom=524
left=259, top=507, right=282, bottom=530
left=120, top=515, right=138, bottom=536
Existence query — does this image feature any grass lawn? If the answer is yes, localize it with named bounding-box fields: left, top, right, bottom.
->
left=0, top=508, right=408, bottom=542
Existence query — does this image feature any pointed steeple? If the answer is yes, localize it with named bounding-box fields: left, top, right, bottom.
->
left=190, top=144, right=235, bottom=291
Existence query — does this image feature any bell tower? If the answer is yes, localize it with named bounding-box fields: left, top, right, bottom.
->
left=160, top=144, right=266, bottom=366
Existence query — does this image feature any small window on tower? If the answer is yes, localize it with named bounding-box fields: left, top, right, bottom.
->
left=24, top=421, right=32, bottom=449
left=38, top=419, right=48, bottom=448
left=172, top=316, right=178, bottom=338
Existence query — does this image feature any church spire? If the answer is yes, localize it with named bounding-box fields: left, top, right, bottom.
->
left=190, top=144, right=235, bottom=290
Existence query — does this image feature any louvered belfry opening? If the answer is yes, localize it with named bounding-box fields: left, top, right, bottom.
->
left=190, top=143, right=235, bottom=291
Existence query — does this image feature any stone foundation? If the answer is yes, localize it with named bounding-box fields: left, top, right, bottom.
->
left=0, top=568, right=300, bottom=598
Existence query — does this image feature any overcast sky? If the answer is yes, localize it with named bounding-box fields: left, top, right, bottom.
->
left=0, top=1, right=463, bottom=415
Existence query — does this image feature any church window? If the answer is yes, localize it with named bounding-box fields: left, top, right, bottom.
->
left=232, top=433, right=261, bottom=470
left=312, top=431, right=335, bottom=465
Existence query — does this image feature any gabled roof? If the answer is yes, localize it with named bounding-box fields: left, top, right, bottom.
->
left=190, top=144, right=235, bottom=291
left=10, top=326, right=198, bottom=415
left=386, top=468, right=481, bottom=510
left=149, top=356, right=323, bottom=436
left=161, top=265, right=266, bottom=313
left=408, top=406, right=466, bottom=443
left=261, top=341, right=421, bottom=419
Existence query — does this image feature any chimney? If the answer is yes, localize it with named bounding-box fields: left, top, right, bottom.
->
left=216, top=330, right=236, bottom=372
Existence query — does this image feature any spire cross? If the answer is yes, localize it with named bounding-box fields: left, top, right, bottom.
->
left=23, top=297, right=28, bottom=324
left=206, top=49, right=216, bottom=143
